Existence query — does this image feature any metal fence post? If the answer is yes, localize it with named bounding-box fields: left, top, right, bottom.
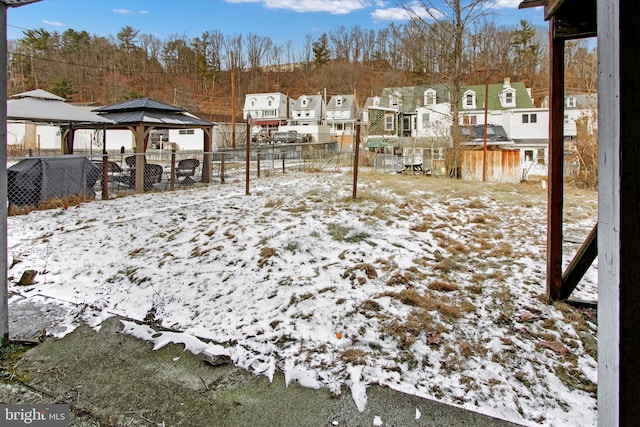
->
left=102, top=152, right=109, bottom=199
left=169, top=150, right=176, bottom=191
left=220, top=153, right=225, bottom=184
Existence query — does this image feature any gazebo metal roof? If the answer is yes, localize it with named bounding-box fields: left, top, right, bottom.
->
left=93, top=97, right=214, bottom=127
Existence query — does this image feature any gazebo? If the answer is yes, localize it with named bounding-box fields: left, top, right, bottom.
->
left=7, top=89, right=115, bottom=153
left=92, top=98, right=216, bottom=193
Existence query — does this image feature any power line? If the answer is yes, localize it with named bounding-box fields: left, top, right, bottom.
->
left=10, top=52, right=170, bottom=75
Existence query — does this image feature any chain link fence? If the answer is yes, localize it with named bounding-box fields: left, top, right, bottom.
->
left=7, top=141, right=341, bottom=212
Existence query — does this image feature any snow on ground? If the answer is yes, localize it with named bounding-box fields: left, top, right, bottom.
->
left=7, top=169, right=598, bottom=426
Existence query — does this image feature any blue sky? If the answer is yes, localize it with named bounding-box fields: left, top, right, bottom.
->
left=7, top=0, right=546, bottom=46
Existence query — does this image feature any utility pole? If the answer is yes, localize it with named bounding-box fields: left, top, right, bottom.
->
left=477, top=69, right=497, bottom=182
left=231, top=53, right=236, bottom=150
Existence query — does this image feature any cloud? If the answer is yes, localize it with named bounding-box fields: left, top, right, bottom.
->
left=225, top=0, right=369, bottom=15
left=113, top=8, right=149, bottom=15
left=371, top=4, right=439, bottom=22
left=490, top=0, right=523, bottom=8
left=43, top=20, right=65, bottom=28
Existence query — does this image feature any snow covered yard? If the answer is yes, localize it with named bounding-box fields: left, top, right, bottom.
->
left=7, top=169, right=598, bottom=426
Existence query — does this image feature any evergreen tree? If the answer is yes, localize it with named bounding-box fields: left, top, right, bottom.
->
left=312, top=34, right=331, bottom=67
left=50, top=76, right=74, bottom=100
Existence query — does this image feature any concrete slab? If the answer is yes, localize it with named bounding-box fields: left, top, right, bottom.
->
left=2, top=297, right=525, bottom=426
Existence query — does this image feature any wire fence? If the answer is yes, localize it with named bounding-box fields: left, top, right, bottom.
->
left=7, top=141, right=347, bottom=211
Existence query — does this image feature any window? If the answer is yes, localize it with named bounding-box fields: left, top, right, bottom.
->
left=500, top=89, right=516, bottom=107
left=522, top=113, right=538, bottom=124
left=302, top=97, right=308, bottom=107
left=250, top=98, right=256, bottom=107
left=422, top=112, right=430, bottom=127
left=537, top=149, right=546, bottom=165
left=390, top=95, right=399, bottom=108
left=524, top=149, right=534, bottom=162
left=500, top=91, right=516, bottom=107
left=179, top=129, right=195, bottom=135
left=463, top=90, right=476, bottom=109
left=384, top=113, right=394, bottom=131
left=424, top=89, right=436, bottom=106
left=466, top=94, right=474, bottom=106
left=336, top=97, right=343, bottom=107
left=567, top=97, right=577, bottom=108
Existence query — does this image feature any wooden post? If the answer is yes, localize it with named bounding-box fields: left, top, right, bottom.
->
left=245, top=118, right=251, bottom=195
left=220, top=153, right=225, bottom=184
left=547, top=25, right=565, bottom=302
left=102, top=152, right=109, bottom=200
left=169, top=150, right=176, bottom=190
left=353, top=120, right=361, bottom=199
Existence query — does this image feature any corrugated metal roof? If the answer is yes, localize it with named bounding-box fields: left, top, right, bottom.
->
left=8, top=90, right=114, bottom=124
left=97, top=110, right=214, bottom=126
left=1, top=0, right=42, bottom=7
left=92, top=97, right=215, bottom=126
left=93, top=97, right=183, bottom=113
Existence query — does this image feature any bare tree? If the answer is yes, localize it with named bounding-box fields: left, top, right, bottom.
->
left=246, top=33, right=272, bottom=70
left=329, top=26, right=353, bottom=62
left=399, top=0, right=491, bottom=177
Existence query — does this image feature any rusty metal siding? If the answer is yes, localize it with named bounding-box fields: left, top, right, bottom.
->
left=460, top=149, right=520, bottom=183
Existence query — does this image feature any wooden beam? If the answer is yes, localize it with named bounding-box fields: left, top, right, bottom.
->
left=560, top=223, right=597, bottom=300
left=545, top=0, right=565, bottom=20
left=619, top=0, right=640, bottom=423
left=547, top=19, right=565, bottom=301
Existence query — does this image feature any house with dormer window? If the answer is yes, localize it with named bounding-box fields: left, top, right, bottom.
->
left=289, top=94, right=325, bottom=126
left=326, top=94, right=360, bottom=149
left=363, top=80, right=551, bottom=177
left=243, top=92, right=293, bottom=137
left=542, top=93, right=597, bottom=139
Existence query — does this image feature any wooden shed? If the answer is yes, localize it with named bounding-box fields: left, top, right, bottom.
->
left=459, top=149, right=520, bottom=183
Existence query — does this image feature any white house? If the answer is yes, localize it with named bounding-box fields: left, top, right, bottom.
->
left=288, top=94, right=325, bottom=126
left=243, top=92, right=292, bottom=137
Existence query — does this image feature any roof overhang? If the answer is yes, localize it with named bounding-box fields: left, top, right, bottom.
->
left=518, top=0, right=597, bottom=39
left=1, top=0, right=41, bottom=7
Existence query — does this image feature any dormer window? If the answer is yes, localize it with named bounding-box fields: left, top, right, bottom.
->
left=463, top=90, right=476, bottom=109
left=424, top=89, right=436, bottom=106
left=267, top=96, right=274, bottom=107
left=336, top=97, right=343, bottom=107
left=390, top=95, right=399, bottom=108
left=301, top=96, right=309, bottom=107
left=500, top=88, right=516, bottom=107
left=373, top=97, right=380, bottom=107
left=567, top=97, right=577, bottom=108
left=250, top=97, right=257, bottom=108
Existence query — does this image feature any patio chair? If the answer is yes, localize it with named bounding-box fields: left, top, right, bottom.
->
left=176, top=158, right=200, bottom=186
left=144, top=163, right=164, bottom=191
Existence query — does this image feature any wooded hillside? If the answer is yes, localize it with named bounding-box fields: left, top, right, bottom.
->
left=7, top=20, right=596, bottom=121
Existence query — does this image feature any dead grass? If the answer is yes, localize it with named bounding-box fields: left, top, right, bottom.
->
left=428, top=280, right=460, bottom=292
left=339, top=348, right=369, bottom=365
left=258, top=247, right=278, bottom=267
left=8, top=194, right=94, bottom=216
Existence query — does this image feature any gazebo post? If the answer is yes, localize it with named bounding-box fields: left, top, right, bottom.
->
left=201, top=127, right=213, bottom=183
